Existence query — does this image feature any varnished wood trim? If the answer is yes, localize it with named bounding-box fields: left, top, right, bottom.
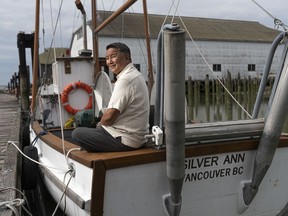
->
left=32, top=121, right=104, bottom=167
left=185, top=138, right=260, bottom=157
left=90, top=160, right=107, bottom=216
left=98, top=148, right=166, bottom=169
left=32, top=121, right=288, bottom=170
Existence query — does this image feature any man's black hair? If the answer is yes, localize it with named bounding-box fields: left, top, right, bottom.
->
left=106, top=42, right=131, bottom=56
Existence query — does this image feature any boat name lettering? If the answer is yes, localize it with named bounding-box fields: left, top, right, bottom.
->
left=185, top=153, right=245, bottom=169
left=185, top=156, right=219, bottom=169
left=223, top=153, right=245, bottom=165
left=184, top=166, right=244, bottom=182
left=184, top=153, right=245, bottom=182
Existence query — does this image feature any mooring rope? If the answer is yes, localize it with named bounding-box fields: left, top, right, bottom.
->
left=51, top=169, right=74, bottom=216
left=0, top=187, right=32, bottom=215
left=65, top=147, right=81, bottom=163
left=3, top=141, right=67, bottom=172
left=3, top=140, right=75, bottom=216
left=0, top=199, right=25, bottom=216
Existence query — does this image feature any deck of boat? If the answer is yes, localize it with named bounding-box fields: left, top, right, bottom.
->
left=32, top=120, right=288, bottom=170
left=0, top=93, right=21, bottom=216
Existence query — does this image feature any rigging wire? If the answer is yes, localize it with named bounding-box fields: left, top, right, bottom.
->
left=41, top=0, right=61, bottom=70
left=38, top=0, right=82, bottom=171
left=107, top=0, right=117, bottom=12
left=161, top=0, right=175, bottom=27
left=44, top=0, right=65, bottom=66
left=171, top=0, right=181, bottom=24
left=184, top=19, right=252, bottom=118
left=41, top=0, right=46, bottom=51
left=46, top=0, right=74, bottom=168
left=69, top=0, right=82, bottom=49
left=126, top=6, right=149, bottom=70
left=49, top=0, right=55, bottom=48
left=58, top=0, right=63, bottom=47
left=165, top=2, right=252, bottom=118
left=100, top=0, right=106, bottom=12
left=48, top=0, right=64, bottom=61
left=40, top=0, right=48, bottom=85
left=251, top=0, right=288, bottom=31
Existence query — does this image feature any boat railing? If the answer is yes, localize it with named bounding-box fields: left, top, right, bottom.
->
left=183, top=31, right=287, bottom=147
left=185, top=118, right=264, bottom=145
left=240, top=31, right=288, bottom=212
left=252, top=31, right=288, bottom=118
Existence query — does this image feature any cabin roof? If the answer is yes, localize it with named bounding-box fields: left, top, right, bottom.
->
left=90, top=10, right=280, bottom=43
left=39, top=48, right=69, bottom=64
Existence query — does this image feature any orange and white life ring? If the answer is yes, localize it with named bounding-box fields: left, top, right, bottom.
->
left=61, top=81, right=93, bottom=114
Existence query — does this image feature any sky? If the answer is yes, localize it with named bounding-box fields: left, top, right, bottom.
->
left=0, top=0, right=287, bottom=86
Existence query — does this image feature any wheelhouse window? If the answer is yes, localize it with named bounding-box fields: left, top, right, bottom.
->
left=248, top=64, right=256, bottom=71
left=213, top=64, right=221, bottom=72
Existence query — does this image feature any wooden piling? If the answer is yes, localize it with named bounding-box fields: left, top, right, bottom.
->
left=237, top=73, right=242, bottom=119
left=215, top=79, right=221, bottom=121
left=225, top=71, right=233, bottom=120
left=17, top=33, right=31, bottom=111
left=194, top=80, right=199, bottom=116
left=187, top=76, right=193, bottom=120
left=243, top=77, right=248, bottom=119
left=205, top=74, right=210, bottom=121
left=211, top=79, right=215, bottom=106
left=17, top=32, right=34, bottom=148
left=184, top=76, right=268, bottom=123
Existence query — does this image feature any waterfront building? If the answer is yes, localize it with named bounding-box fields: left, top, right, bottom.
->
left=70, top=11, right=282, bottom=81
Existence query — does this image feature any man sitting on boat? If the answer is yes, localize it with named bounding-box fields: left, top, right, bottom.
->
left=72, top=42, right=150, bottom=152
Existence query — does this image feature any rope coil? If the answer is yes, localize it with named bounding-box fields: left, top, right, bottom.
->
left=0, top=199, right=26, bottom=216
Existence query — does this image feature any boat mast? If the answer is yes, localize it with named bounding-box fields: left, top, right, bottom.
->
left=94, top=0, right=137, bottom=33
left=92, top=0, right=100, bottom=82
left=31, top=0, right=40, bottom=114
left=142, top=0, right=154, bottom=98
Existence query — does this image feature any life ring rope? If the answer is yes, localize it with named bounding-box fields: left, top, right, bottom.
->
left=61, top=81, right=93, bottom=114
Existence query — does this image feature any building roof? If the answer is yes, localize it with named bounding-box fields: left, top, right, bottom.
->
left=39, top=48, right=69, bottom=64
left=92, top=10, right=280, bottom=43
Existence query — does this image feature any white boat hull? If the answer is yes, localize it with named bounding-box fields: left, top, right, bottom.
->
left=30, top=125, right=288, bottom=216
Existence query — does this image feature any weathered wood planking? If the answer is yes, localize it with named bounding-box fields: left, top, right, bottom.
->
left=0, top=93, right=21, bottom=216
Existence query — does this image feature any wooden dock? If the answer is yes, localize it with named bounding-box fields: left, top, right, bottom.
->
left=0, top=93, right=21, bottom=216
